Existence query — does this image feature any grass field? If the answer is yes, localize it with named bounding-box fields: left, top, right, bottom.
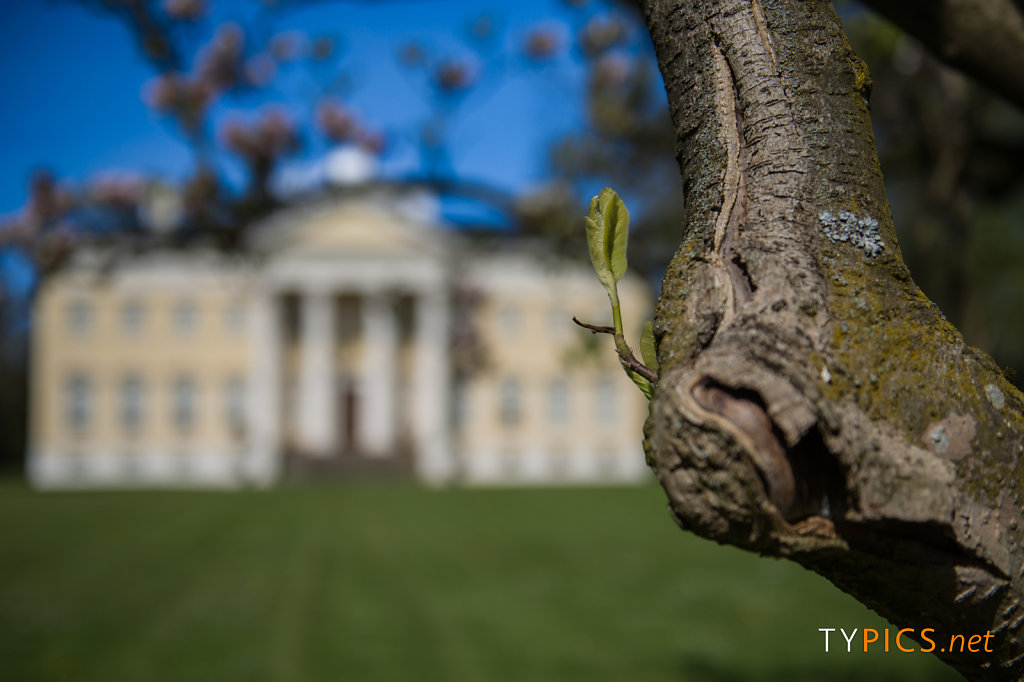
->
left=0, top=482, right=962, bottom=682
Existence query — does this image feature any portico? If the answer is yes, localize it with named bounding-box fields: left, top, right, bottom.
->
left=243, top=197, right=456, bottom=485
left=245, top=254, right=453, bottom=482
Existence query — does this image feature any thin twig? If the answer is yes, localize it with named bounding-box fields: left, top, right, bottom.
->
left=572, top=317, right=615, bottom=335
left=572, top=317, right=659, bottom=384
left=618, top=350, right=659, bottom=384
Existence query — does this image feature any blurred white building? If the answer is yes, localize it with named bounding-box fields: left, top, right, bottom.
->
left=27, top=188, right=652, bottom=488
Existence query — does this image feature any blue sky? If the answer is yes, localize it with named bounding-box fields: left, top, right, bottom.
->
left=0, top=0, right=601, bottom=215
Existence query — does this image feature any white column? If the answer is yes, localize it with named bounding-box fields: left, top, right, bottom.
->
left=245, top=292, right=281, bottom=485
left=412, top=289, right=453, bottom=484
left=296, top=290, right=336, bottom=456
left=360, top=291, right=397, bottom=456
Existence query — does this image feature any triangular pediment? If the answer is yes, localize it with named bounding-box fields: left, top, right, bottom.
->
left=253, top=190, right=450, bottom=261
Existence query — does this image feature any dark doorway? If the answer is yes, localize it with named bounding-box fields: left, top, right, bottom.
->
left=341, top=380, right=359, bottom=455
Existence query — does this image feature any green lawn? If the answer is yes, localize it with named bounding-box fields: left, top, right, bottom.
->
left=0, top=482, right=961, bottom=682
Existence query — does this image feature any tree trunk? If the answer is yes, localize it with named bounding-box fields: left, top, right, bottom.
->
left=638, top=1, right=1024, bottom=679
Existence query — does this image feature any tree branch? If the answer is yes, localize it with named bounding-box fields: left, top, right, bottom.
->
left=571, top=317, right=615, bottom=335
left=859, top=0, right=1024, bottom=111
left=572, top=316, right=659, bottom=383
left=640, top=0, right=1024, bottom=679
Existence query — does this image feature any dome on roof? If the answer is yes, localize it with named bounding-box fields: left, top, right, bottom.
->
left=325, top=146, right=379, bottom=186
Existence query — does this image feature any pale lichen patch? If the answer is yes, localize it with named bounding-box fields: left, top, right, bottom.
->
left=818, top=210, right=885, bottom=257
left=987, top=383, right=1007, bottom=410
left=922, top=412, right=977, bottom=461
left=929, top=424, right=951, bottom=453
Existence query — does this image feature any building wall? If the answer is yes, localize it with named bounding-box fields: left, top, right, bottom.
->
left=456, top=253, right=652, bottom=485
left=28, top=199, right=655, bottom=488
left=29, top=256, right=255, bottom=487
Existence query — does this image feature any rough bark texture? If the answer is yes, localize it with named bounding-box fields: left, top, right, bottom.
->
left=639, top=1, right=1024, bottom=679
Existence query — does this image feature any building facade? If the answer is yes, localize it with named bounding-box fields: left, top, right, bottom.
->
left=27, top=190, right=652, bottom=488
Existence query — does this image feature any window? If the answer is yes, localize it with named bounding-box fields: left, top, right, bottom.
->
left=396, top=295, right=415, bottom=345
left=120, top=300, right=145, bottom=336
left=65, top=374, right=92, bottom=430
left=452, top=378, right=469, bottom=429
left=67, top=300, right=92, bottom=337
left=224, top=377, right=245, bottom=435
left=224, top=301, right=245, bottom=335
left=547, top=307, right=568, bottom=339
left=498, top=304, right=521, bottom=338
left=550, top=448, right=570, bottom=478
left=172, top=375, right=196, bottom=431
left=548, top=378, right=568, bottom=426
left=120, top=375, right=144, bottom=431
left=596, top=375, right=617, bottom=424
left=173, top=300, right=198, bottom=336
left=282, top=293, right=301, bottom=343
left=499, top=378, right=521, bottom=426
left=596, top=447, right=619, bottom=477
left=501, top=448, right=520, bottom=478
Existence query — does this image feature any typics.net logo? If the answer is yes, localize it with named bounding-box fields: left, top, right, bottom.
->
left=819, top=627, right=996, bottom=654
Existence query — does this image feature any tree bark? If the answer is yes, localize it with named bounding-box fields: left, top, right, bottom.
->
left=638, top=1, right=1024, bottom=679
